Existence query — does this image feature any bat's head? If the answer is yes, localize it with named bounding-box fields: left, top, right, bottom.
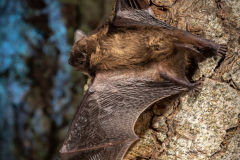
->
left=68, top=30, right=90, bottom=76
left=68, top=49, right=87, bottom=70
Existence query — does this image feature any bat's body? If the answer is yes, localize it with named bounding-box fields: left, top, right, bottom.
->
left=61, top=0, right=227, bottom=159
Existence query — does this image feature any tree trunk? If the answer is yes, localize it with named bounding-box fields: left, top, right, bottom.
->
left=111, top=0, right=240, bottom=159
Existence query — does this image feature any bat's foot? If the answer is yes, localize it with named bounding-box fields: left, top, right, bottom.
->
left=217, top=44, right=228, bottom=57
left=189, top=81, right=202, bottom=96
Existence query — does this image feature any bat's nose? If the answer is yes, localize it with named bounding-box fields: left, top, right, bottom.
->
left=68, top=58, right=73, bottom=66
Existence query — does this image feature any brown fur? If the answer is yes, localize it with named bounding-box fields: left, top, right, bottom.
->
left=70, top=23, right=183, bottom=77
left=70, top=20, right=226, bottom=81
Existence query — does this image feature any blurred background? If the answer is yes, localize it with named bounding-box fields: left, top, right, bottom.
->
left=0, top=0, right=115, bottom=159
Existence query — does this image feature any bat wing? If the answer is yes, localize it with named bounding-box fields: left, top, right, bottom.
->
left=60, top=68, right=188, bottom=160
left=112, top=0, right=174, bottom=29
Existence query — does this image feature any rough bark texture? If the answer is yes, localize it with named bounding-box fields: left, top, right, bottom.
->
left=104, top=0, right=240, bottom=159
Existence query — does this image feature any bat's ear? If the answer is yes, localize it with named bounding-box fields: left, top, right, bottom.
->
left=74, top=29, right=86, bottom=43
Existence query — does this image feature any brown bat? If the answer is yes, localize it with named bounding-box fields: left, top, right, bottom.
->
left=60, top=0, right=227, bottom=159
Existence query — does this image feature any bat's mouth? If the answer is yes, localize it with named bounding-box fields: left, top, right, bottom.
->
left=74, top=67, right=80, bottom=71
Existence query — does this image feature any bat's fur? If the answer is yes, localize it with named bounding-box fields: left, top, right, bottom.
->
left=70, top=22, right=195, bottom=78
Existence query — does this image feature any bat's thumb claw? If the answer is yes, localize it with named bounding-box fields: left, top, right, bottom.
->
left=189, top=81, right=202, bottom=96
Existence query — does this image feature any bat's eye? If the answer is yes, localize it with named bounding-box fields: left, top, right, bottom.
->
left=79, top=61, right=84, bottom=65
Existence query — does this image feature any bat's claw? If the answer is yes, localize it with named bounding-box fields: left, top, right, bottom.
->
left=189, top=81, right=202, bottom=96
left=217, top=44, right=228, bottom=57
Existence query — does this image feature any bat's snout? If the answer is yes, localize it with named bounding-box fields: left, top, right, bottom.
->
left=68, top=58, right=74, bottom=66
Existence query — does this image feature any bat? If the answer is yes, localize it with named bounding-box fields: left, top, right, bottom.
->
left=60, top=0, right=228, bottom=159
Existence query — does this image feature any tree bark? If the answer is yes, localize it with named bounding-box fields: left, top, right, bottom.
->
left=110, top=0, right=240, bottom=159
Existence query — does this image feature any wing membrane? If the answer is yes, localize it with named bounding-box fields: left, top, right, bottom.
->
left=60, top=70, right=188, bottom=160
left=112, top=0, right=174, bottom=29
